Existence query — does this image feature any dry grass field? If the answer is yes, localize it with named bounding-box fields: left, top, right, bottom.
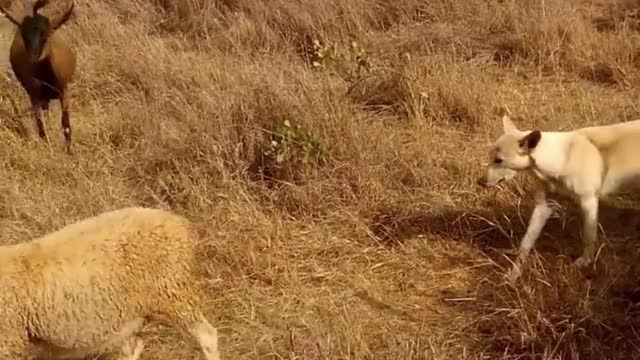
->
left=3, top=0, right=640, bottom=358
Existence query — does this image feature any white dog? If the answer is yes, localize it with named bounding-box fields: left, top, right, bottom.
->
left=478, top=113, right=640, bottom=280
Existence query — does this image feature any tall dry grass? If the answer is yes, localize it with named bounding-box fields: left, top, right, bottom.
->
left=2, top=0, right=640, bottom=358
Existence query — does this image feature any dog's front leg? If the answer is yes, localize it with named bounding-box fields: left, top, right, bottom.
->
left=506, top=187, right=553, bottom=281
left=574, top=195, right=599, bottom=268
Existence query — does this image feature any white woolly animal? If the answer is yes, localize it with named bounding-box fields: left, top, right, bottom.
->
left=0, top=207, right=220, bottom=360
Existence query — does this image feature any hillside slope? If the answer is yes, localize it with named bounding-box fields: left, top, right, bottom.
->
left=2, top=0, right=640, bottom=358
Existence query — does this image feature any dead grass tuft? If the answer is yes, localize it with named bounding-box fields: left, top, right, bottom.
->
left=579, top=61, right=628, bottom=85
left=593, top=0, right=640, bottom=32
left=492, top=34, right=526, bottom=65
left=347, top=70, right=411, bottom=117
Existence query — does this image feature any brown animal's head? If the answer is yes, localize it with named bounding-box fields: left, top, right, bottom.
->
left=0, top=0, right=74, bottom=63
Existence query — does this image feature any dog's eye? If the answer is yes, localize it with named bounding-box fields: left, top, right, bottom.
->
left=494, top=157, right=503, bottom=164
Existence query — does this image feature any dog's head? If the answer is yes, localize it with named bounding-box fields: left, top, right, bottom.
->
left=477, top=115, right=541, bottom=187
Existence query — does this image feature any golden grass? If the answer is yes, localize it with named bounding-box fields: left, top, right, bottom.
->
left=3, top=0, right=640, bottom=358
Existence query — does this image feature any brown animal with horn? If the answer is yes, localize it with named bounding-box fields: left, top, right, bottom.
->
left=0, top=0, right=76, bottom=154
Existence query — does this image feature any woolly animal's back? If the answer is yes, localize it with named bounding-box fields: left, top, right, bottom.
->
left=19, top=207, right=198, bottom=282
left=28, top=206, right=193, bottom=250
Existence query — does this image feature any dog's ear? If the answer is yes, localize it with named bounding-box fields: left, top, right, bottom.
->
left=518, top=130, right=541, bottom=152
left=502, top=115, right=519, bottom=134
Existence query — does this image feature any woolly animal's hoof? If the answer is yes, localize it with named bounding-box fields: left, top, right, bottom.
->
left=505, top=265, right=522, bottom=283
left=120, top=337, right=144, bottom=360
left=573, top=256, right=592, bottom=268
left=131, top=338, right=144, bottom=359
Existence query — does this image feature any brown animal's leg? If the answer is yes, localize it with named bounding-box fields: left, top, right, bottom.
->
left=43, top=101, right=51, bottom=140
left=30, top=97, right=47, bottom=141
left=61, top=89, right=72, bottom=154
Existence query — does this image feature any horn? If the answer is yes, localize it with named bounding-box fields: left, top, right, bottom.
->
left=0, top=3, right=21, bottom=26
left=50, top=0, right=74, bottom=30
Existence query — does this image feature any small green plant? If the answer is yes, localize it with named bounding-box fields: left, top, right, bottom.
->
left=310, top=39, right=334, bottom=69
left=310, top=39, right=370, bottom=81
left=263, top=119, right=328, bottom=166
left=254, top=119, right=329, bottom=183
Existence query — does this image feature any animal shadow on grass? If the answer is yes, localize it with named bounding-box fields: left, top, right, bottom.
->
left=368, top=196, right=640, bottom=358
left=368, top=194, right=640, bottom=265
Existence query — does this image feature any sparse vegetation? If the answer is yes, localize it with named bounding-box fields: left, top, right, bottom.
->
left=2, top=0, right=640, bottom=358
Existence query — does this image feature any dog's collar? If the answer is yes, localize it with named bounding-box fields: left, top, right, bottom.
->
left=528, top=154, right=560, bottom=182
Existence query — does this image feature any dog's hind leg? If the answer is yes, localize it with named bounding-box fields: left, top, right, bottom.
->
left=574, top=195, right=599, bottom=268
left=507, top=186, right=554, bottom=281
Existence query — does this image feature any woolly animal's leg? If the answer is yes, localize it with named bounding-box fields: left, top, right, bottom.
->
left=506, top=187, right=553, bottom=281
left=60, top=89, right=72, bottom=155
left=189, top=313, right=220, bottom=360
left=574, top=195, right=599, bottom=268
left=116, top=336, right=144, bottom=360
left=97, top=317, right=146, bottom=357
left=167, top=301, right=220, bottom=360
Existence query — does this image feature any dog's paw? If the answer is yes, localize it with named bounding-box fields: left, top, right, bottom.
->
left=573, top=256, right=592, bottom=268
